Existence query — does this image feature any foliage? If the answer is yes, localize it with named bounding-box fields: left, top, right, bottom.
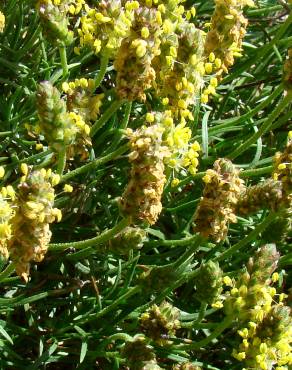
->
left=0, top=0, right=291, bottom=369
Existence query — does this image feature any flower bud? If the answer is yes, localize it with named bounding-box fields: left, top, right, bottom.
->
left=195, top=261, right=223, bottom=304
left=108, top=226, right=147, bottom=255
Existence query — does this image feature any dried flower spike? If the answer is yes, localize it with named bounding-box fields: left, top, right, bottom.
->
left=194, top=158, right=245, bottom=242
left=119, top=125, right=170, bottom=225
left=121, top=335, right=162, bottom=370
left=237, top=179, right=283, bottom=215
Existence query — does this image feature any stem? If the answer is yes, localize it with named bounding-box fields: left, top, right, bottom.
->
left=94, top=51, right=110, bottom=89
left=60, top=143, right=129, bottom=183
left=175, top=316, right=233, bottom=350
left=240, top=165, right=273, bottom=178
left=49, top=217, right=130, bottom=251
left=195, top=302, right=208, bottom=325
left=172, top=235, right=204, bottom=269
left=59, top=44, right=69, bottom=79
left=0, top=131, right=13, bottom=137
left=146, top=233, right=202, bottom=248
left=91, top=100, right=124, bottom=137
left=98, top=333, right=132, bottom=351
left=0, top=263, right=15, bottom=282
left=215, top=212, right=277, bottom=262
left=229, top=92, right=291, bottom=159
left=57, top=147, right=66, bottom=176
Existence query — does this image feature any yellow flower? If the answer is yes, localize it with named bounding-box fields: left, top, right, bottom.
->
left=63, top=184, right=73, bottom=193
left=0, top=11, right=5, bottom=33
left=171, top=178, right=180, bottom=188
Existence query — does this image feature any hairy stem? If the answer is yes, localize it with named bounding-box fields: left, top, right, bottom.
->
left=49, top=217, right=131, bottom=251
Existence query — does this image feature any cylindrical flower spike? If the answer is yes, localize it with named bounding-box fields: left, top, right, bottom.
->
left=193, top=158, right=245, bottom=242
left=121, top=335, right=162, bottom=370
left=204, top=0, right=254, bottom=76
left=78, top=0, right=135, bottom=58
left=36, top=81, right=92, bottom=158
left=37, top=0, right=74, bottom=46
left=119, top=125, right=170, bottom=225
left=273, top=133, right=292, bottom=206
left=114, top=6, right=161, bottom=101
left=36, top=81, right=76, bottom=152
left=9, top=170, right=61, bottom=282
left=224, top=244, right=280, bottom=319
left=140, top=301, right=180, bottom=345
left=195, top=261, right=223, bottom=305
left=155, top=20, right=205, bottom=118
left=237, top=179, right=283, bottom=215
left=107, top=226, right=147, bottom=255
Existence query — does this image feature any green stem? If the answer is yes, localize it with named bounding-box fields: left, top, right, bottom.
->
left=240, top=165, right=273, bottom=178
left=91, top=100, right=124, bottom=137
left=98, top=333, right=133, bottom=351
left=195, top=302, right=208, bottom=325
left=59, top=44, right=69, bottom=79
left=94, top=51, right=110, bottom=89
left=215, top=212, right=277, bottom=262
left=247, top=5, right=283, bottom=15
left=175, top=316, right=233, bottom=350
left=49, top=217, right=130, bottom=251
left=60, top=143, right=129, bottom=183
left=146, top=233, right=202, bottom=248
left=229, top=92, right=291, bottom=159
left=0, top=263, right=15, bottom=283
left=0, top=131, right=13, bottom=137
left=57, top=147, right=66, bottom=176
left=172, top=235, right=204, bottom=269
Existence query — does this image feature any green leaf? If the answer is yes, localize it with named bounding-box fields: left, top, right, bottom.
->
left=0, top=324, right=13, bottom=344
left=80, top=341, right=88, bottom=364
